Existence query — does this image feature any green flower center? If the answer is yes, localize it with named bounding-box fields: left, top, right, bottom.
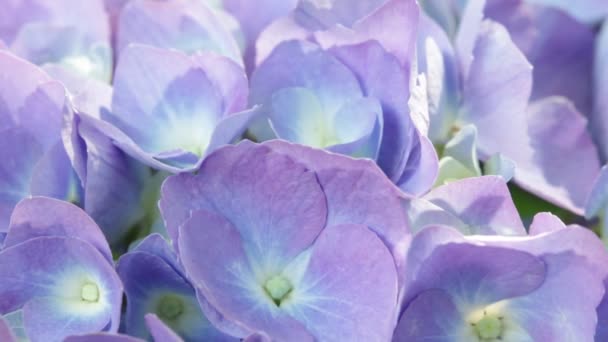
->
left=472, top=314, right=503, bottom=340
left=157, top=295, right=184, bottom=321
left=263, top=275, right=293, bottom=306
left=80, top=282, right=99, bottom=303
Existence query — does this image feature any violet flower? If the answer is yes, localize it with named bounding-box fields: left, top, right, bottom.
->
left=159, top=140, right=408, bottom=340
left=249, top=38, right=437, bottom=195
left=0, top=0, right=112, bottom=82
left=394, top=219, right=608, bottom=341
left=83, top=44, right=260, bottom=173
left=0, top=197, right=122, bottom=341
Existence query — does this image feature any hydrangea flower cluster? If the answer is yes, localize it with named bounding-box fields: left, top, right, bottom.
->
left=1, top=0, right=608, bottom=341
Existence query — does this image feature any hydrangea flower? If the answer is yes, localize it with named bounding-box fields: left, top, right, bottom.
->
left=249, top=39, right=437, bottom=195
left=394, top=220, right=608, bottom=341
left=0, top=197, right=122, bottom=341
left=418, top=1, right=600, bottom=213
left=83, top=44, right=260, bottom=173
left=159, top=140, right=408, bottom=340
left=0, top=50, right=80, bottom=231
left=0, top=0, right=112, bottom=81
left=117, top=0, right=242, bottom=64
left=117, top=233, right=236, bottom=341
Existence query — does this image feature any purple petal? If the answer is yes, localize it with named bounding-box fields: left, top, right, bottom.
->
left=416, top=13, right=461, bottom=143
left=117, top=0, right=241, bottom=63
left=118, top=246, right=233, bottom=341
left=454, top=0, right=485, bottom=76
left=23, top=296, right=111, bottom=342
left=249, top=40, right=364, bottom=141
left=28, top=141, right=79, bottom=202
left=4, top=197, right=112, bottom=262
left=111, top=45, right=222, bottom=154
left=528, top=212, right=567, bottom=235
left=393, top=289, right=464, bottom=341
left=0, top=128, right=43, bottom=231
left=221, top=0, right=298, bottom=71
left=192, top=52, right=248, bottom=114
left=486, top=2, right=595, bottom=115
left=507, top=252, right=603, bottom=341
left=160, top=142, right=327, bottom=262
left=476, top=225, right=608, bottom=283
left=406, top=243, right=545, bottom=307
left=461, top=20, right=532, bottom=159
left=396, top=134, right=438, bottom=195
left=314, top=0, right=419, bottom=67
left=415, top=176, right=526, bottom=235
left=105, top=45, right=254, bottom=172
left=283, top=224, right=398, bottom=341
left=131, top=234, right=184, bottom=277
left=295, top=0, right=387, bottom=29
left=263, top=140, right=410, bottom=273
left=74, top=116, right=153, bottom=246
left=596, top=278, right=608, bottom=341
left=44, top=64, right=113, bottom=118
left=512, top=97, right=601, bottom=214
left=206, top=106, right=262, bottom=153
left=329, top=41, right=420, bottom=184
left=0, top=50, right=65, bottom=149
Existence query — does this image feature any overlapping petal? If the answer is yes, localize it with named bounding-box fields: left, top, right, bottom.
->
left=117, top=0, right=241, bottom=63
left=87, top=44, right=259, bottom=172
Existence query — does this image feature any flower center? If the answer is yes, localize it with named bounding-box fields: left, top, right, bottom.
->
left=263, top=275, right=293, bottom=306
left=471, top=313, right=503, bottom=340
left=80, top=282, right=99, bottom=303
left=157, top=295, right=184, bottom=321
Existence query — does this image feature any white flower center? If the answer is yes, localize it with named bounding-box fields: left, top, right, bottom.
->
left=263, top=275, right=293, bottom=306
left=473, top=314, right=503, bottom=340
left=80, top=282, right=99, bottom=302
